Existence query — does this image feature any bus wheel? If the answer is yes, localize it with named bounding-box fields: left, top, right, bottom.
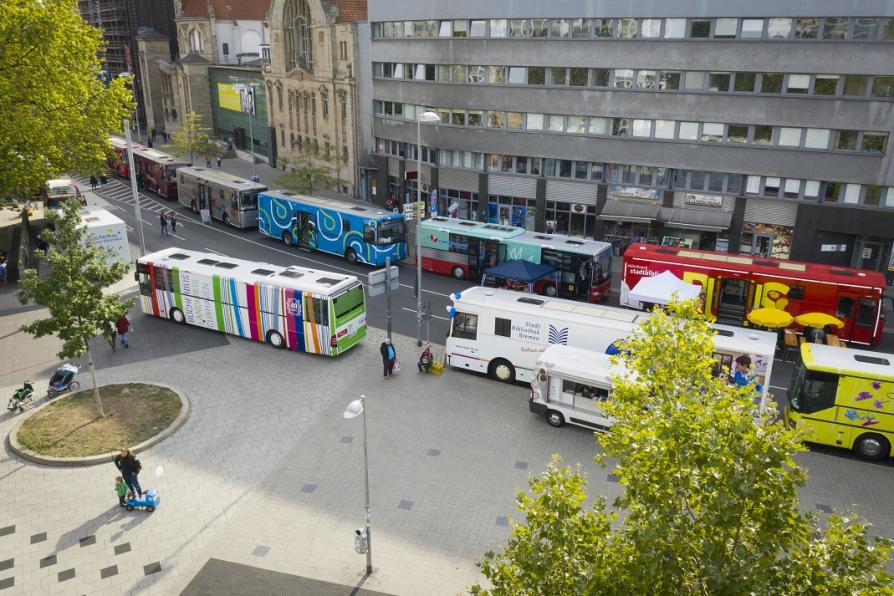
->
left=489, top=359, right=515, bottom=383
left=345, top=248, right=358, bottom=264
left=546, top=410, right=565, bottom=427
left=854, top=433, right=890, bottom=461
left=282, top=231, right=293, bottom=246
left=190, top=201, right=197, bottom=213
left=169, top=308, right=185, bottom=324
left=222, top=214, right=230, bottom=227
left=267, top=330, right=286, bottom=349
left=543, top=284, right=558, bottom=297
left=451, top=266, right=465, bottom=280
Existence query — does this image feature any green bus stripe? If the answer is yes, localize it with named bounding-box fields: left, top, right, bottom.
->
left=212, top=274, right=225, bottom=332
left=172, top=267, right=183, bottom=311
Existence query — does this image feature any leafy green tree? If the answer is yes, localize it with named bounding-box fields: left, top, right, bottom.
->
left=170, top=111, right=214, bottom=164
left=0, top=0, right=133, bottom=207
left=17, top=199, right=133, bottom=417
left=472, top=300, right=892, bottom=595
left=277, top=153, right=334, bottom=195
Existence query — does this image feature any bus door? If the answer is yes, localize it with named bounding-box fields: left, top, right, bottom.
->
left=196, top=183, right=208, bottom=212
left=835, top=295, right=879, bottom=344
left=716, top=277, right=751, bottom=324
left=297, top=211, right=315, bottom=250
left=468, top=239, right=499, bottom=282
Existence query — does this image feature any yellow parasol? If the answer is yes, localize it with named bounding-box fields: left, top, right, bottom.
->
left=747, top=308, right=794, bottom=329
left=794, top=312, right=844, bottom=329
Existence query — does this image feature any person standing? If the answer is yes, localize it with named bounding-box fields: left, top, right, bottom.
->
left=380, top=338, right=397, bottom=378
left=169, top=211, right=177, bottom=234
left=115, top=476, right=129, bottom=506
left=216, top=155, right=222, bottom=169
left=114, top=448, right=143, bottom=497
left=89, top=175, right=98, bottom=190
left=205, top=155, right=212, bottom=168
left=116, top=314, right=130, bottom=348
left=160, top=212, right=168, bottom=236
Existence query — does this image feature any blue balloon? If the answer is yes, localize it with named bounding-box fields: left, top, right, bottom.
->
left=448, top=307, right=456, bottom=318
left=454, top=291, right=462, bottom=300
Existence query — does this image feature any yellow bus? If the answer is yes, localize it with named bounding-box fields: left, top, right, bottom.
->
left=786, top=343, right=894, bottom=460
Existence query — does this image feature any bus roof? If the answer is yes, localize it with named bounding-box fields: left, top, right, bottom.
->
left=261, top=190, right=400, bottom=221
left=109, top=136, right=140, bottom=150
left=132, top=146, right=190, bottom=166
left=801, top=343, right=894, bottom=381
left=626, top=243, right=887, bottom=288
left=177, top=166, right=267, bottom=192
left=421, top=217, right=525, bottom=240
left=508, top=231, right=612, bottom=256
left=536, top=345, right=618, bottom=384
left=139, top=247, right=361, bottom=295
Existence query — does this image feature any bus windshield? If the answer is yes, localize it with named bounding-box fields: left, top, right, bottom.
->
left=788, top=365, right=839, bottom=414
left=593, top=250, right=611, bottom=286
left=376, top=219, right=405, bottom=245
left=333, top=285, right=365, bottom=322
left=240, top=191, right=259, bottom=210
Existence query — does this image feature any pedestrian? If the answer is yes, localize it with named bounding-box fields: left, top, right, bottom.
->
left=89, top=175, right=98, bottom=190
left=104, top=321, right=117, bottom=352
left=160, top=212, right=168, bottom=236
left=418, top=342, right=433, bottom=373
left=169, top=211, right=177, bottom=234
left=100, top=174, right=107, bottom=187
left=116, top=314, right=130, bottom=348
left=136, top=172, right=144, bottom=189
left=114, top=448, right=143, bottom=497
left=205, top=155, right=211, bottom=168
left=115, top=476, right=129, bottom=507
left=380, top=337, right=397, bottom=378
left=227, top=135, right=234, bottom=151
left=216, top=155, right=222, bottom=169
left=147, top=137, right=153, bottom=148
left=150, top=127, right=157, bottom=142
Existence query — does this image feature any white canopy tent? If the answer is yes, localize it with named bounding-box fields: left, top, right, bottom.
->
left=628, top=270, right=701, bottom=305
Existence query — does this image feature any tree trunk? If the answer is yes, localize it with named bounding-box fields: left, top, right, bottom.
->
left=86, top=344, right=105, bottom=418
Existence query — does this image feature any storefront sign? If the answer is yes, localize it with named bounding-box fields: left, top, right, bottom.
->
left=684, top=193, right=723, bottom=208
left=610, top=185, right=660, bottom=201
left=820, top=244, right=848, bottom=253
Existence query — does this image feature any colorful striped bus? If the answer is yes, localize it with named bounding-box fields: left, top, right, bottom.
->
left=136, top=248, right=366, bottom=356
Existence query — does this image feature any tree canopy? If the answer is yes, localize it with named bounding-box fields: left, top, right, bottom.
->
left=277, top=153, right=334, bottom=195
left=169, top=111, right=214, bottom=164
left=0, top=0, right=133, bottom=206
left=472, top=300, right=892, bottom=595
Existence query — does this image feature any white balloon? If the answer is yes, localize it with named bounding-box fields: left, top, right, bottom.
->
left=155, top=465, right=164, bottom=477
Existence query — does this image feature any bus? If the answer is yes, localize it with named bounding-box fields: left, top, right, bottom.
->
left=420, top=217, right=525, bottom=281
left=42, top=179, right=83, bottom=209
left=500, top=232, right=613, bottom=302
left=136, top=247, right=366, bottom=356
left=176, top=166, right=266, bottom=229
left=108, top=136, right=142, bottom=177
left=786, top=343, right=894, bottom=460
left=132, top=146, right=191, bottom=199
left=258, top=190, right=408, bottom=266
left=445, top=286, right=777, bottom=407
left=621, top=243, right=886, bottom=346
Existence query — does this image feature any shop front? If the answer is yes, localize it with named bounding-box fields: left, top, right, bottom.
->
left=660, top=193, right=733, bottom=252
left=544, top=179, right=600, bottom=238
left=487, top=174, right=538, bottom=230
left=739, top=198, right=798, bottom=259
left=598, top=197, right=661, bottom=255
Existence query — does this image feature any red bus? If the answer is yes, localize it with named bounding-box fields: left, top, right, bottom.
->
left=132, top=147, right=190, bottom=199
left=107, top=136, right=142, bottom=177
left=621, top=243, right=886, bottom=346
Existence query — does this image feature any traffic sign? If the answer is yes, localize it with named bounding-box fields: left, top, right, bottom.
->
left=367, top=265, right=399, bottom=297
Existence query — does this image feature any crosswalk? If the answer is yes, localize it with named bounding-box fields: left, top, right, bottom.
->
left=73, top=175, right=189, bottom=237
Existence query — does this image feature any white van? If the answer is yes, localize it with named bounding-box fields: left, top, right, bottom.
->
left=529, top=345, right=618, bottom=430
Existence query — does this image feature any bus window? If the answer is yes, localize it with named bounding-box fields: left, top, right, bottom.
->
left=495, top=317, right=511, bottom=337
left=856, top=298, right=877, bottom=327
left=451, top=312, right=478, bottom=340
left=153, top=267, right=168, bottom=291
left=228, top=190, right=238, bottom=211
left=377, top=219, right=405, bottom=245
left=311, top=297, right=329, bottom=327
left=333, top=285, right=364, bottom=323
left=836, top=296, right=854, bottom=319
left=788, top=367, right=838, bottom=414
left=240, top=192, right=259, bottom=211
left=448, top=233, right=469, bottom=254
left=363, top=225, right=375, bottom=243
left=138, top=272, right=151, bottom=296
left=594, top=251, right=611, bottom=285
left=542, top=249, right=576, bottom=285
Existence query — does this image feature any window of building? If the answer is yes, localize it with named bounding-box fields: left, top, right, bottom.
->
left=821, top=182, right=840, bottom=202
left=844, top=183, right=861, bottom=204
left=632, top=119, right=652, bottom=137
left=567, top=116, right=588, bottom=134
left=189, top=28, right=204, bottom=52
left=727, top=125, right=748, bottom=143
left=550, top=67, right=568, bottom=85
left=778, top=127, right=802, bottom=146
left=823, top=17, right=850, bottom=40
left=284, top=0, right=313, bottom=71
left=614, top=69, right=634, bottom=88
left=548, top=115, right=566, bottom=133
left=641, top=19, right=661, bottom=38
left=804, top=128, right=831, bottom=149
left=701, top=122, right=723, bottom=142
left=488, top=66, right=506, bottom=84
left=506, top=112, right=524, bottom=129
left=708, top=72, right=731, bottom=91
left=469, top=19, right=487, bottom=37
left=764, top=177, right=781, bottom=197
left=467, top=110, right=482, bottom=127
left=527, top=66, right=545, bottom=85
left=862, top=132, right=888, bottom=153
left=569, top=68, right=588, bottom=86
left=814, top=74, right=839, bottom=95
left=550, top=19, right=570, bottom=37
left=733, top=72, right=756, bottom=92
left=767, top=18, right=792, bottom=39
left=872, top=76, right=894, bottom=98
left=664, top=18, right=686, bottom=38
left=438, top=20, right=452, bottom=37
left=835, top=130, right=858, bottom=150
left=863, top=185, right=884, bottom=206
left=689, top=171, right=706, bottom=190
left=654, top=120, right=676, bottom=139
left=853, top=18, right=879, bottom=40
left=586, top=117, right=607, bottom=135
left=515, top=156, right=528, bottom=174
left=612, top=118, right=629, bottom=137
left=783, top=179, right=801, bottom=198
left=487, top=111, right=505, bottom=128
left=321, top=94, right=328, bottom=119
left=761, top=73, right=783, bottom=93
left=617, top=18, right=638, bottom=38
left=843, top=75, right=867, bottom=96
left=690, top=20, right=711, bottom=38
left=592, top=68, right=610, bottom=87
left=884, top=18, right=894, bottom=41
left=795, top=18, right=819, bottom=39
left=571, top=18, right=591, bottom=38
left=678, top=121, right=699, bottom=140
left=684, top=71, right=705, bottom=90
left=786, top=74, right=810, bottom=94
left=637, top=70, right=657, bottom=89
left=714, top=18, right=738, bottom=38
left=508, top=67, right=526, bottom=84
left=526, top=113, right=544, bottom=130
left=594, top=18, right=614, bottom=37
left=741, top=19, right=764, bottom=38
left=451, top=20, right=469, bottom=38
left=753, top=125, right=773, bottom=145
left=490, top=19, right=507, bottom=37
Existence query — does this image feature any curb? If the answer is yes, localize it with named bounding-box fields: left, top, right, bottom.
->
left=6, top=382, right=191, bottom=467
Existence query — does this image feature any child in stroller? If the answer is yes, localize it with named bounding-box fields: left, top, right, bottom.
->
left=48, top=363, right=79, bottom=397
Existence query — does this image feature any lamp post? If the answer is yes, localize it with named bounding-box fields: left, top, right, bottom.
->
left=123, top=119, right=146, bottom=257
left=416, top=111, right=440, bottom=347
left=344, top=396, right=372, bottom=576
left=230, top=78, right=259, bottom=180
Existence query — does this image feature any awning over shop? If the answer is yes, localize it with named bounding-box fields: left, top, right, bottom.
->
left=598, top=200, right=661, bottom=223
left=660, top=207, right=732, bottom=232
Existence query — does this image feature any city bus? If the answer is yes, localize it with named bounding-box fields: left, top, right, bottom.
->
left=419, top=217, right=525, bottom=281
left=258, top=190, right=408, bottom=266
left=500, top=232, right=613, bottom=302
left=621, top=243, right=887, bottom=346
left=136, top=247, right=366, bottom=356
left=108, top=136, right=142, bottom=177
left=445, top=286, right=777, bottom=409
left=176, top=166, right=267, bottom=229
left=786, top=343, right=894, bottom=460
left=132, top=146, right=191, bottom=199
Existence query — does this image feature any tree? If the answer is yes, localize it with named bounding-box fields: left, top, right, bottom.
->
left=277, top=153, right=334, bottom=195
left=17, top=199, right=133, bottom=417
left=170, top=111, right=215, bottom=164
left=472, top=300, right=892, bottom=595
left=0, top=0, right=133, bottom=207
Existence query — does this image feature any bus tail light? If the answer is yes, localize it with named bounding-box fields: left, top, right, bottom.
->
left=330, top=335, right=338, bottom=348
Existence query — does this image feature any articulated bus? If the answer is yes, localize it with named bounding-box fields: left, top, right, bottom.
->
left=132, top=147, right=191, bottom=199
left=176, top=167, right=267, bottom=229
left=446, top=286, right=777, bottom=409
left=622, top=243, right=887, bottom=345
left=786, top=343, right=894, bottom=460
left=136, top=247, right=366, bottom=356
left=420, top=217, right=613, bottom=302
left=108, top=136, right=142, bottom=177
left=258, top=190, right=407, bottom=266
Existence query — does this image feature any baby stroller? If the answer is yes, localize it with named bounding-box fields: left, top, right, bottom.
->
left=47, top=363, right=80, bottom=398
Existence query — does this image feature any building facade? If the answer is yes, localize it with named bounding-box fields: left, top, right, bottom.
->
left=367, top=1, right=894, bottom=282
left=264, top=0, right=368, bottom=196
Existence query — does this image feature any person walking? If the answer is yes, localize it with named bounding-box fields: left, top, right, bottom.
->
left=100, top=174, right=108, bottom=187
left=380, top=338, right=397, bottom=378
left=105, top=321, right=117, bottom=352
left=114, top=448, right=143, bottom=497
left=89, top=175, right=98, bottom=190
left=116, top=314, right=130, bottom=348
left=169, top=211, right=177, bottom=234
left=216, top=155, right=222, bottom=169
left=205, top=155, right=212, bottom=168
left=160, top=212, right=168, bottom=236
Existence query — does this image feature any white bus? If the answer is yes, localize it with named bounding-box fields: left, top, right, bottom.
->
left=176, top=166, right=267, bottom=228
left=446, top=286, right=777, bottom=406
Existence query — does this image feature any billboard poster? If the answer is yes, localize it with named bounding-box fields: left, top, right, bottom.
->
left=218, top=83, right=242, bottom=112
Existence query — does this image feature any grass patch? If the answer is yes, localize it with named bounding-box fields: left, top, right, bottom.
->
left=17, top=383, right=181, bottom=457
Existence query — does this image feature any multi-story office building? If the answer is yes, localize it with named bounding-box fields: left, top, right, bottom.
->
left=368, top=1, right=894, bottom=282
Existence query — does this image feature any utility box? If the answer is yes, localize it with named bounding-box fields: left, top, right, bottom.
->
left=80, top=206, right=131, bottom=265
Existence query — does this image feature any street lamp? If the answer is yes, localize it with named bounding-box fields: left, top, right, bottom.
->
left=344, top=396, right=372, bottom=576
left=123, top=119, right=147, bottom=257
left=416, top=111, right=440, bottom=347
left=230, top=78, right=259, bottom=180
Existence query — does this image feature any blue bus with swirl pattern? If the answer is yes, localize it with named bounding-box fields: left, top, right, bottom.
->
left=258, top=191, right=408, bottom=266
